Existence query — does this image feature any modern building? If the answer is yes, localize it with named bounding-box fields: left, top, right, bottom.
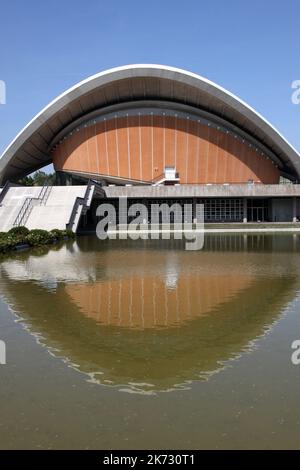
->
left=1, top=64, right=300, bottom=231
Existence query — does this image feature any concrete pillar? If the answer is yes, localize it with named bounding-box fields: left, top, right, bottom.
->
left=293, top=197, right=297, bottom=223
left=243, top=198, right=248, bottom=223
left=193, top=198, right=197, bottom=224
left=293, top=233, right=297, bottom=251
left=243, top=234, right=248, bottom=251
left=268, top=199, right=273, bottom=222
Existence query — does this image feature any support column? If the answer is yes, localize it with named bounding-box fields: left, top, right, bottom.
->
left=293, top=197, right=297, bottom=223
left=193, top=198, right=197, bottom=224
left=243, top=198, right=248, bottom=223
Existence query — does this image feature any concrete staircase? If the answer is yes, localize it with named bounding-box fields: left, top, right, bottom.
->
left=0, top=184, right=95, bottom=232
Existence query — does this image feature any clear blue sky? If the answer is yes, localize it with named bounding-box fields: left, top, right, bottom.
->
left=0, top=0, right=300, bottom=161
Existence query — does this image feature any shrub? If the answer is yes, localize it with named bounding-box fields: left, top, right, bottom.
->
left=26, top=229, right=55, bottom=246
left=65, top=229, right=75, bottom=239
left=52, top=228, right=75, bottom=239
left=8, top=226, right=30, bottom=237
left=50, top=229, right=65, bottom=240
left=0, top=227, right=75, bottom=253
left=6, top=227, right=30, bottom=245
left=0, top=233, right=21, bottom=252
left=50, top=228, right=74, bottom=240
left=0, top=236, right=14, bottom=252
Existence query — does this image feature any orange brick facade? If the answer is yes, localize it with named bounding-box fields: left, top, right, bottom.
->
left=53, top=115, right=280, bottom=184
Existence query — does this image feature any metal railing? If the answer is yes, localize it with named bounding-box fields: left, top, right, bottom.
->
left=13, top=181, right=52, bottom=227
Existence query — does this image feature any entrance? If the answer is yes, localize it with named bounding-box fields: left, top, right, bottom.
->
left=247, top=199, right=269, bottom=222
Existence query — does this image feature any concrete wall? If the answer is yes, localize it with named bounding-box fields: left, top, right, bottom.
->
left=0, top=185, right=87, bottom=232
left=103, top=184, right=300, bottom=199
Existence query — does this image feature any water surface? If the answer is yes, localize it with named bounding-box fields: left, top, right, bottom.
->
left=0, top=234, right=300, bottom=449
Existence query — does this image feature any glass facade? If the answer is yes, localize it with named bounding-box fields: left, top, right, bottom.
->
left=199, top=198, right=243, bottom=222
left=247, top=199, right=269, bottom=222
left=93, top=198, right=245, bottom=224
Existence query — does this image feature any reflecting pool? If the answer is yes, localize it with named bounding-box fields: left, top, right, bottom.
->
left=0, top=234, right=300, bottom=449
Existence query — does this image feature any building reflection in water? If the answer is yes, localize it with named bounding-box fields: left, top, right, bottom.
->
left=64, top=273, right=253, bottom=329
left=0, top=233, right=299, bottom=393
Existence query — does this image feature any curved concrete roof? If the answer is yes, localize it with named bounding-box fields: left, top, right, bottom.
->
left=1, top=64, right=300, bottom=183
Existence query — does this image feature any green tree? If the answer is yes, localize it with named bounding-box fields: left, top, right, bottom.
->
left=18, top=175, right=34, bottom=186
left=18, top=171, right=56, bottom=186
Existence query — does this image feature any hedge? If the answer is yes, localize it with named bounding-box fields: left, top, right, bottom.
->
left=8, top=226, right=30, bottom=237
left=0, top=226, right=75, bottom=253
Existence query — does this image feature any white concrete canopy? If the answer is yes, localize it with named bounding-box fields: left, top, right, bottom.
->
left=1, top=64, right=300, bottom=183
